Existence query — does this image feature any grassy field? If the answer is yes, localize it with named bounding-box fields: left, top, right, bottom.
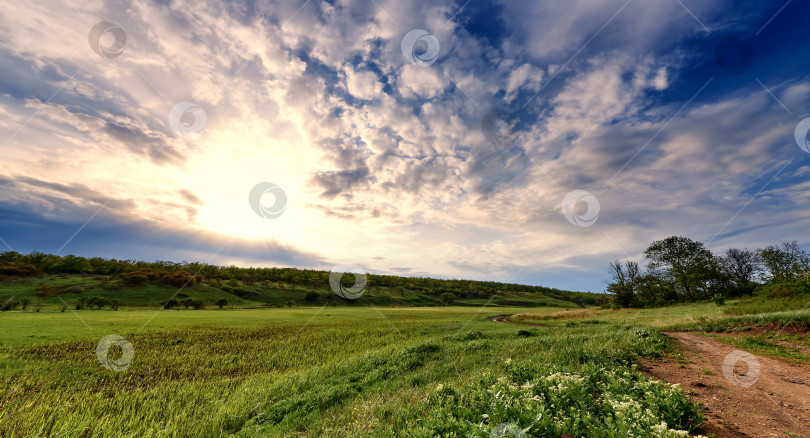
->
left=0, top=305, right=705, bottom=437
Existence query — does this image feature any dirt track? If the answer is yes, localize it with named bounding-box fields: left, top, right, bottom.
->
left=488, top=315, right=550, bottom=327
left=645, top=332, right=810, bottom=437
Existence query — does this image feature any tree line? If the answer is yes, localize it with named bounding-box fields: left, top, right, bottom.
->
left=0, top=251, right=600, bottom=305
left=607, top=236, right=810, bottom=307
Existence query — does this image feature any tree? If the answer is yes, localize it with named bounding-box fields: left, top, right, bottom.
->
left=722, top=248, right=761, bottom=285
left=191, top=299, right=206, bottom=310
left=760, top=241, right=810, bottom=283
left=87, top=296, right=108, bottom=310
left=644, top=236, right=717, bottom=301
left=215, top=298, right=229, bottom=309
left=606, top=260, right=640, bottom=307
left=164, top=299, right=179, bottom=309
left=181, top=298, right=194, bottom=309
left=439, top=292, right=456, bottom=306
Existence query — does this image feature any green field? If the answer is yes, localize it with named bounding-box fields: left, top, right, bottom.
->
left=0, top=305, right=705, bottom=437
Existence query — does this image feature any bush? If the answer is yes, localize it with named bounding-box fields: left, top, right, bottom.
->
left=181, top=298, right=194, bottom=309
left=164, top=298, right=179, bottom=309
left=1, top=297, right=19, bottom=311
left=191, top=299, right=206, bottom=310
left=0, top=263, right=40, bottom=277
left=160, top=271, right=196, bottom=288
left=20, top=298, right=30, bottom=310
left=712, top=293, right=726, bottom=306
left=56, top=285, right=85, bottom=295
left=208, top=279, right=224, bottom=289
left=119, top=272, right=149, bottom=286
left=215, top=298, right=228, bottom=309
left=303, top=291, right=320, bottom=302
left=35, top=284, right=55, bottom=297
left=440, top=292, right=456, bottom=306
left=86, top=296, right=108, bottom=310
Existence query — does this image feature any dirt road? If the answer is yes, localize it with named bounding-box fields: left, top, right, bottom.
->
left=645, top=332, right=810, bottom=437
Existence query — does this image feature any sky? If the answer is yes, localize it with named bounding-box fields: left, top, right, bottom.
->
left=0, top=0, right=809, bottom=293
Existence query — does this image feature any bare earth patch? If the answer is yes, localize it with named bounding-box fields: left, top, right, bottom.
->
left=643, top=332, right=810, bottom=437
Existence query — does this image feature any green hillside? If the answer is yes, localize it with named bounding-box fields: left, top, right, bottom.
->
left=0, top=252, right=602, bottom=311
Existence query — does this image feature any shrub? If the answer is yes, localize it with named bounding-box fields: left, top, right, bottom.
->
left=0, top=263, right=39, bottom=277
left=191, top=299, right=206, bottom=310
left=440, top=292, right=456, bottom=305
left=20, top=298, right=30, bottom=310
left=160, top=271, right=196, bottom=288
left=119, top=272, right=149, bottom=286
left=215, top=298, right=228, bottom=309
left=35, top=284, right=55, bottom=297
left=110, top=299, right=119, bottom=311
left=164, top=299, right=179, bottom=309
left=86, top=296, right=108, bottom=310
left=284, top=299, right=296, bottom=307
left=1, top=297, right=19, bottom=311
left=711, top=293, right=726, bottom=306
left=58, top=286, right=84, bottom=295
left=181, top=298, right=194, bottom=309
left=208, top=279, right=224, bottom=289
left=303, top=291, right=320, bottom=302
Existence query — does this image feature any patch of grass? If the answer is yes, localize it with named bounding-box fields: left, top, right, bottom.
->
left=707, top=334, right=810, bottom=363
left=666, top=309, right=810, bottom=333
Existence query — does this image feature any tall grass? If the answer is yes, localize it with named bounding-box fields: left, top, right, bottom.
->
left=0, top=309, right=703, bottom=437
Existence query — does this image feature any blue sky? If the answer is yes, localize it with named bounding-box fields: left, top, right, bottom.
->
left=1, top=0, right=809, bottom=292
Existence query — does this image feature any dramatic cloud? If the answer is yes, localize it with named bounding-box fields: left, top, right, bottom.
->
left=0, top=0, right=808, bottom=291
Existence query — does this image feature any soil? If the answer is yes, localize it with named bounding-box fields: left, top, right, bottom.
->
left=643, top=332, right=810, bottom=437
left=488, top=315, right=550, bottom=327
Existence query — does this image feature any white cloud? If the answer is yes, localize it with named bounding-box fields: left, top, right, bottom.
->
left=0, top=0, right=805, bottom=292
